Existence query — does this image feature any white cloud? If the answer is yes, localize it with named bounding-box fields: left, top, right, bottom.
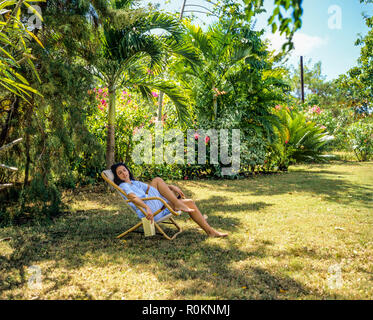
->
left=265, top=32, right=329, bottom=57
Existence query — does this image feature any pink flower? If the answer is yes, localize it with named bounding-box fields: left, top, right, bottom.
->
left=98, top=88, right=103, bottom=94
left=205, top=136, right=210, bottom=144
left=122, top=91, right=128, bottom=95
left=152, top=91, right=158, bottom=98
left=285, top=140, right=289, bottom=144
left=147, top=69, right=153, bottom=75
left=184, top=176, right=188, bottom=180
left=194, top=132, right=200, bottom=140
left=275, top=105, right=282, bottom=110
left=311, top=105, right=321, bottom=114
left=321, top=125, right=326, bottom=130
left=100, top=99, right=106, bottom=105
left=127, top=100, right=132, bottom=104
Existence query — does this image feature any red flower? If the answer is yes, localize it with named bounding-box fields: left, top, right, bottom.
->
left=285, top=140, right=289, bottom=144
left=194, top=133, right=200, bottom=140
left=205, top=136, right=210, bottom=144
left=184, top=176, right=188, bottom=180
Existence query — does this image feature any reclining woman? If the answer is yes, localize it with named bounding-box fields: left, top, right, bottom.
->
left=111, top=162, right=228, bottom=238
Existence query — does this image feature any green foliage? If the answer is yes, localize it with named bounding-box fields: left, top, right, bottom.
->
left=214, top=0, right=303, bottom=51
left=346, top=119, right=373, bottom=161
left=0, top=173, right=62, bottom=226
left=354, top=0, right=373, bottom=102
left=0, top=0, right=108, bottom=225
left=0, top=0, right=43, bottom=101
left=86, top=0, right=200, bottom=166
left=87, top=87, right=154, bottom=164
left=171, top=19, right=291, bottom=174
left=268, top=105, right=335, bottom=170
left=305, top=107, right=357, bottom=151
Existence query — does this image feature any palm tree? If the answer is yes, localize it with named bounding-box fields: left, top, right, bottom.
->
left=172, top=20, right=291, bottom=143
left=171, top=21, right=266, bottom=120
left=88, top=0, right=198, bottom=168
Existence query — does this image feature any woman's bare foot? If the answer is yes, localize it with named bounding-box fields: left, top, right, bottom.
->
left=174, top=201, right=195, bottom=213
left=207, top=230, right=228, bottom=238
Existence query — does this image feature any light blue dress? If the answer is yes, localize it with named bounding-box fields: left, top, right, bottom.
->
left=118, top=180, right=171, bottom=222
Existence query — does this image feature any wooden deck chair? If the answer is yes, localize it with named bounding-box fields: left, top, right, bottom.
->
left=101, top=170, right=183, bottom=240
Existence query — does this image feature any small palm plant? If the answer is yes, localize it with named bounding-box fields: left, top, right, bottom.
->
left=269, top=105, right=335, bottom=170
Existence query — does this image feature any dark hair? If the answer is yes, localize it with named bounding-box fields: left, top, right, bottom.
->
left=111, top=162, right=135, bottom=185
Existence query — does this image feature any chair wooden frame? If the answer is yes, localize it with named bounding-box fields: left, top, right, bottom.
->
left=101, top=170, right=183, bottom=240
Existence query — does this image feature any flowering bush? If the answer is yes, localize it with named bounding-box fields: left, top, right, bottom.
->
left=305, top=107, right=353, bottom=151
left=87, top=87, right=185, bottom=179
left=346, top=119, right=373, bottom=161
left=88, top=88, right=153, bottom=164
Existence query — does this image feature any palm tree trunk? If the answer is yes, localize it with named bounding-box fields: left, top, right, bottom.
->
left=213, top=96, right=217, bottom=120
left=157, top=91, right=164, bottom=121
left=106, top=84, right=116, bottom=168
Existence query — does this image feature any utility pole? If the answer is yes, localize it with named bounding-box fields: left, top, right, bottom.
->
left=180, top=0, right=187, bottom=19
left=300, top=56, right=305, bottom=103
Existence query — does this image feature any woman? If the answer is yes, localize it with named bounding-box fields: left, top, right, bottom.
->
left=111, top=162, right=228, bottom=238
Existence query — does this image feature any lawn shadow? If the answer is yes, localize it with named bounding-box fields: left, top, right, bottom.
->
left=195, top=195, right=273, bottom=216
left=178, top=169, right=373, bottom=209
left=251, top=171, right=373, bottom=208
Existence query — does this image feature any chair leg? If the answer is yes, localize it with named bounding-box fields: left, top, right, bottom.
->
left=169, top=217, right=183, bottom=238
left=155, top=217, right=183, bottom=240
left=154, top=223, right=173, bottom=240
left=116, top=218, right=183, bottom=241
left=116, top=221, right=143, bottom=239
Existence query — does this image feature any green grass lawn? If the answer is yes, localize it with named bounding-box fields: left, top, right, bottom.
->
left=1, top=161, right=372, bottom=300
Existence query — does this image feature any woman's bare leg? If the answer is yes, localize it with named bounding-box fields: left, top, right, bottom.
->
left=181, top=199, right=228, bottom=237
left=149, top=177, right=194, bottom=213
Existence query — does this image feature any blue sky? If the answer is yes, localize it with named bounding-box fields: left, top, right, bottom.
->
left=146, top=0, right=373, bottom=80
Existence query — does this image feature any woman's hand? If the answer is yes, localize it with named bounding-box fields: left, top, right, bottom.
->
left=169, top=185, right=185, bottom=199
left=145, top=206, right=154, bottom=223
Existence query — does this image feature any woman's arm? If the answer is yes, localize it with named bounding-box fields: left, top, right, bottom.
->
left=168, top=185, right=185, bottom=199
left=127, top=193, right=154, bottom=222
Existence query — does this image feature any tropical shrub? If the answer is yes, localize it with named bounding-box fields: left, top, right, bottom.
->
left=346, top=119, right=373, bottom=161
left=305, top=106, right=354, bottom=151
left=169, top=20, right=291, bottom=176
left=268, top=105, right=335, bottom=170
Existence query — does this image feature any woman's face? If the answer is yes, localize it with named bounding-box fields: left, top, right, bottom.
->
left=116, top=165, right=130, bottom=182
